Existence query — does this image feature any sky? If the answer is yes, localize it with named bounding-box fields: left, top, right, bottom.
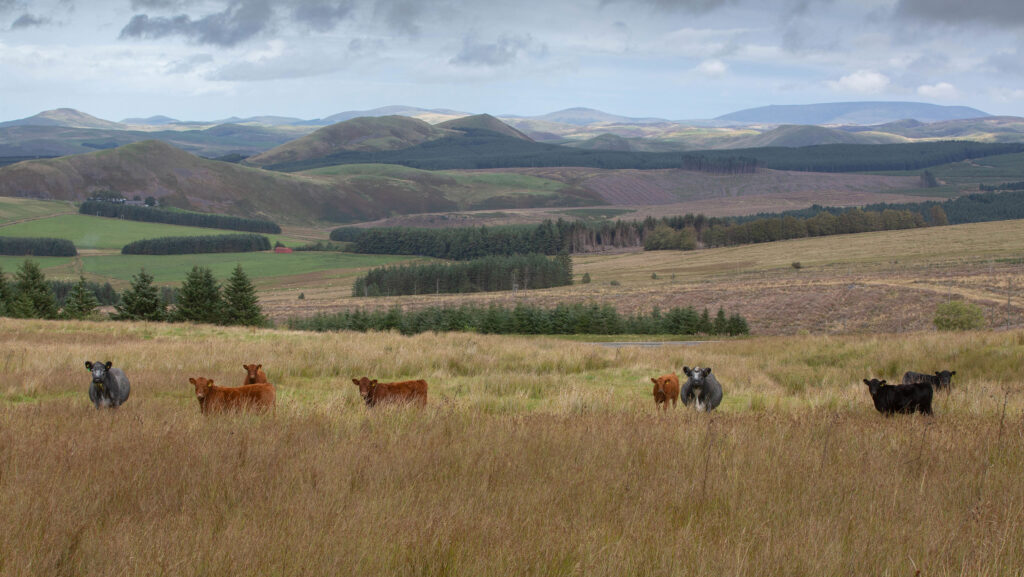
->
left=1, top=0, right=1024, bottom=122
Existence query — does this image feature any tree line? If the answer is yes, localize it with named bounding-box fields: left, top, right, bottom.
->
left=979, top=181, right=1024, bottom=192
left=287, top=302, right=749, bottom=337
left=0, top=236, right=77, bottom=257
left=122, top=234, right=271, bottom=255
left=79, top=201, right=282, bottom=234
left=352, top=253, right=573, bottom=297
left=0, top=259, right=266, bottom=326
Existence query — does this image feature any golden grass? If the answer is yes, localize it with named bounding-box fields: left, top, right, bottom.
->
left=1, top=318, right=1023, bottom=575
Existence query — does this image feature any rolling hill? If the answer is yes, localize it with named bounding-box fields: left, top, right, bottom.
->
left=0, top=108, right=127, bottom=130
left=244, top=116, right=457, bottom=168
left=714, top=101, right=989, bottom=125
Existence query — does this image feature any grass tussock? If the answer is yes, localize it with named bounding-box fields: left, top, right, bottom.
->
left=1, top=318, right=1023, bottom=575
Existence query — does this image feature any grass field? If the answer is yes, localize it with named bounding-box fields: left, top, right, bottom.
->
left=1, top=318, right=1022, bottom=575
left=0, top=214, right=307, bottom=251
left=0, top=197, right=76, bottom=225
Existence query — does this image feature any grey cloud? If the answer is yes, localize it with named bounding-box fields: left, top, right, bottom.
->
left=0, top=0, right=21, bottom=13
left=11, top=12, right=49, bottom=28
left=374, top=0, right=422, bottom=36
left=130, top=0, right=197, bottom=8
left=292, top=0, right=355, bottom=32
left=896, top=0, right=1024, bottom=28
left=120, top=0, right=274, bottom=47
left=450, top=33, right=536, bottom=67
left=166, top=53, right=214, bottom=74
left=986, top=50, right=1024, bottom=76
left=602, top=0, right=738, bottom=14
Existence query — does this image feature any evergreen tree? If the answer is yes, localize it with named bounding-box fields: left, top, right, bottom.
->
left=222, top=264, right=267, bottom=327
left=698, top=308, right=713, bottom=334
left=114, top=268, right=166, bottom=321
left=0, top=266, right=10, bottom=316
left=174, top=266, right=222, bottom=324
left=13, top=260, right=58, bottom=319
left=713, top=307, right=729, bottom=335
left=61, top=276, right=99, bottom=320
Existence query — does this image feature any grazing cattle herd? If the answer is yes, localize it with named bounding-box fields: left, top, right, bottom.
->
left=82, top=358, right=957, bottom=417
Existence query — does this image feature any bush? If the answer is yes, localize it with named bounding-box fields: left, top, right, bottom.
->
left=933, top=300, right=986, bottom=331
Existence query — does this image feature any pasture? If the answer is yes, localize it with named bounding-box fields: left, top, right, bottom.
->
left=1, top=318, right=1022, bottom=575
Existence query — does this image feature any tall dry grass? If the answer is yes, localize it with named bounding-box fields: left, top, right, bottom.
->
left=1, top=318, right=1023, bottom=575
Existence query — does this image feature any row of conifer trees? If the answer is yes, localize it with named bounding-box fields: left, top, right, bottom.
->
left=0, top=260, right=266, bottom=326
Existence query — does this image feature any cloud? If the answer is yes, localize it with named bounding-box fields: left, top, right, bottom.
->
left=450, top=33, right=538, bottom=67
left=895, top=0, right=1024, bottom=28
left=166, top=53, right=215, bottom=74
left=120, top=0, right=275, bottom=47
left=695, top=58, right=727, bottom=76
left=603, top=0, right=739, bottom=14
left=10, top=12, right=49, bottom=28
left=130, top=0, right=197, bottom=8
left=916, top=82, right=958, bottom=99
left=373, top=0, right=423, bottom=37
left=827, top=69, right=890, bottom=94
left=292, top=0, right=355, bottom=32
left=0, top=0, right=19, bottom=12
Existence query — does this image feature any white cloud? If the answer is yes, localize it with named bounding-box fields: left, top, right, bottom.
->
left=827, top=69, right=890, bottom=94
left=695, top=58, right=727, bottom=76
left=916, top=81, right=958, bottom=99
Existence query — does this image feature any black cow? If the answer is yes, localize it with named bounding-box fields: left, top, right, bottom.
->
left=85, top=361, right=131, bottom=409
left=902, top=370, right=956, bottom=391
left=681, top=366, right=723, bottom=412
left=863, top=378, right=932, bottom=416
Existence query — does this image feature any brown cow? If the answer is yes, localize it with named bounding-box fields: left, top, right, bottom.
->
left=650, top=373, right=680, bottom=410
left=351, top=377, right=428, bottom=407
left=189, top=377, right=275, bottom=414
left=242, top=363, right=268, bottom=386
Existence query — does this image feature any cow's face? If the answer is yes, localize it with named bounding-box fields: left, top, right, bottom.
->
left=863, top=378, right=886, bottom=396
left=190, top=377, right=215, bottom=401
left=243, top=364, right=262, bottom=384
left=935, top=370, right=955, bottom=387
left=651, top=376, right=668, bottom=393
left=687, top=366, right=712, bottom=391
left=352, top=377, right=377, bottom=403
left=85, top=361, right=112, bottom=385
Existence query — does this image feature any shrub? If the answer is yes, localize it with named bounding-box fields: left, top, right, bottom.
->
left=933, top=300, right=986, bottom=331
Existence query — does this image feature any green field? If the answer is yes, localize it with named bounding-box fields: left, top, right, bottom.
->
left=0, top=197, right=75, bottom=225
left=0, top=213, right=306, bottom=251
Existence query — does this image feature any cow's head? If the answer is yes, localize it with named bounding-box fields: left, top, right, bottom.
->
left=650, top=375, right=672, bottom=394
left=863, top=378, right=886, bottom=396
left=243, top=364, right=263, bottom=384
left=935, top=370, right=956, bottom=387
left=85, top=361, right=112, bottom=385
left=352, top=377, right=378, bottom=405
left=189, top=377, right=215, bottom=401
left=685, top=366, right=713, bottom=391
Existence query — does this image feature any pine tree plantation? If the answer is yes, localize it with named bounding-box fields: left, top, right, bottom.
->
left=222, top=264, right=267, bottom=327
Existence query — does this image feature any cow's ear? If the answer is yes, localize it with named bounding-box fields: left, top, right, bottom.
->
left=650, top=378, right=658, bottom=384
left=703, top=367, right=712, bottom=377
left=189, top=378, right=197, bottom=385
left=352, top=378, right=360, bottom=385
left=863, top=379, right=870, bottom=385
left=104, top=361, right=112, bottom=370
left=85, top=361, right=93, bottom=370
left=683, top=366, right=691, bottom=376
left=208, top=379, right=215, bottom=387
left=951, top=371, right=956, bottom=375
left=243, top=364, right=249, bottom=370
left=880, top=380, right=887, bottom=385
left=256, top=364, right=262, bottom=371
left=370, top=380, right=378, bottom=387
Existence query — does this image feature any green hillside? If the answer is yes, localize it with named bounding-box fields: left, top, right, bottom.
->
left=245, top=116, right=454, bottom=167
left=435, top=114, right=534, bottom=141
left=0, top=140, right=459, bottom=224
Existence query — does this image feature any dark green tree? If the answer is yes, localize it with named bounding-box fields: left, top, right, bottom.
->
left=222, top=264, right=267, bottom=327
left=114, top=268, right=166, bottom=321
left=13, top=260, right=58, bottom=319
left=0, top=266, right=10, bottom=316
left=61, top=276, right=99, bottom=320
left=174, top=266, right=222, bottom=324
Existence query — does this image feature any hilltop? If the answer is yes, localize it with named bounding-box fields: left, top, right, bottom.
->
left=435, top=114, right=534, bottom=140
left=245, top=116, right=456, bottom=168
left=0, top=108, right=127, bottom=130
left=715, top=101, right=989, bottom=126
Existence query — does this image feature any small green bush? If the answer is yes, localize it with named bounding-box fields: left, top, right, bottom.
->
left=933, top=300, right=986, bottom=331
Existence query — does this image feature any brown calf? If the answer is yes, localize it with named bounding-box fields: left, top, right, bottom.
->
left=650, top=373, right=680, bottom=410
left=351, top=377, right=428, bottom=407
left=242, top=363, right=268, bottom=385
left=190, top=377, right=276, bottom=414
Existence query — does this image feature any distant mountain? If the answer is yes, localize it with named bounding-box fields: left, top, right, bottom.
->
left=840, top=116, right=1024, bottom=141
left=318, top=106, right=469, bottom=125
left=724, top=125, right=907, bottom=148
left=435, top=114, right=534, bottom=141
left=0, top=123, right=301, bottom=159
left=245, top=115, right=456, bottom=168
left=121, top=115, right=180, bottom=125
left=714, top=101, right=990, bottom=126
left=529, top=107, right=667, bottom=126
left=0, top=108, right=127, bottom=130
left=215, top=115, right=310, bottom=126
